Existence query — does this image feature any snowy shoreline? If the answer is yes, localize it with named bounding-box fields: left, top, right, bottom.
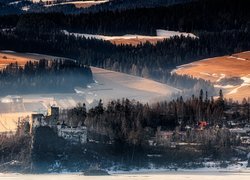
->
left=1, top=170, right=250, bottom=176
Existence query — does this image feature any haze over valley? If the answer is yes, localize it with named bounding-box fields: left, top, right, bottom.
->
left=0, top=0, right=250, bottom=178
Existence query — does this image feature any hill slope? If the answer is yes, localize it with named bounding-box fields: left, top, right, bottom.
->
left=0, top=0, right=194, bottom=15
left=174, top=51, right=250, bottom=101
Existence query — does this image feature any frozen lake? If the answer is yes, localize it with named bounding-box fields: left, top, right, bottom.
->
left=1, top=172, right=250, bottom=180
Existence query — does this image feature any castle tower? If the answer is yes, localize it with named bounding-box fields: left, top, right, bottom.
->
left=30, top=114, right=44, bottom=134
left=47, top=106, right=59, bottom=126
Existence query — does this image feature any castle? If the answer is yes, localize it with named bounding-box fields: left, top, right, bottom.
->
left=30, top=106, right=87, bottom=144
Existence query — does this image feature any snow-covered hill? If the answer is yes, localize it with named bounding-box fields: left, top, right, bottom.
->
left=173, top=51, right=250, bottom=101
left=0, top=51, right=180, bottom=133
left=0, top=0, right=193, bottom=15
left=62, top=29, right=197, bottom=46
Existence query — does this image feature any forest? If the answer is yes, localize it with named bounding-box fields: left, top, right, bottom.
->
left=0, top=0, right=207, bottom=15
left=84, top=90, right=226, bottom=145
left=1, top=92, right=250, bottom=172
left=1, top=0, right=249, bottom=34
left=0, top=59, right=93, bottom=95
left=57, top=89, right=249, bottom=148
left=0, top=0, right=250, bottom=174
left=0, top=0, right=249, bottom=96
left=33, top=0, right=194, bottom=14
left=1, top=30, right=249, bottom=95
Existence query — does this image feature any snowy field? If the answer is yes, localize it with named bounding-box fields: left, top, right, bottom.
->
left=173, top=51, right=250, bottom=101
left=85, top=66, right=180, bottom=103
left=0, top=171, right=250, bottom=180
left=62, top=29, right=197, bottom=46
left=44, top=1, right=109, bottom=8
left=0, top=51, right=179, bottom=133
left=0, top=51, right=74, bottom=67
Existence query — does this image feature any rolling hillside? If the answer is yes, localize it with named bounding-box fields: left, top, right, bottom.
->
left=0, top=51, right=180, bottom=132
left=62, top=29, right=196, bottom=46
left=0, top=51, right=180, bottom=104
left=174, top=51, right=250, bottom=101
left=0, top=0, right=192, bottom=15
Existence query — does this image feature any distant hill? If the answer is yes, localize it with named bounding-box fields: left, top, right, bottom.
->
left=174, top=51, right=250, bottom=101
left=0, top=0, right=195, bottom=15
left=81, top=0, right=195, bottom=13
left=3, top=0, right=248, bottom=35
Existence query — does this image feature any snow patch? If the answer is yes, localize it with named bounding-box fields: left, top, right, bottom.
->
left=0, top=50, right=16, bottom=53
left=216, top=74, right=226, bottom=82
left=228, top=75, right=250, bottom=94
left=156, top=29, right=197, bottom=39
left=227, top=56, right=247, bottom=61
left=200, top=72, right=212, bottom=76
left=8, top=1, right=20, bottom=5
left=45, top=0, right=109, bottom=7
left=214, top=85, right=236, bottom=89
left=22, top=6, right=30, bottom=11
left=109, top=161, right=250, bottom=174
left=236, top=57, right=247, bottom=61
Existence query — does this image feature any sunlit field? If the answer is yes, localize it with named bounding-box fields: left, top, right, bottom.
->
left=62, top=30, right=197, bottom=46
left=174, top=51, right=250, bottom=101
left=0, top=52, right=179, bottom=133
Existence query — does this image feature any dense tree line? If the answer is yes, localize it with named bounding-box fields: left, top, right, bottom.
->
left=0, top=0, right=249, bottom=95
left=0, top=2, right=22, bottom=16
left=54, top=91, right=249, bottom=164
left=82, top=0, right=193, bottom=13
left=1, top=0, right=249, bottom=35
left=1, top=29, right=249, bottom=94
left=83, top=90, right=249, bottom=146
left=1, top=92, right=249, bottom=172
left=0, top=59, right=93, bottom=95
left=31, top=0, right=193, bottom=14
left=0, top=0, right=208, bottom=16
left=0, top=119, right=31, bottom=172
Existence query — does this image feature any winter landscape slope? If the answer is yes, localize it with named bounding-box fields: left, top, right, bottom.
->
left=62, top=29, right=197, bottom=46
left=0, top=0, right=193, bottom=15
left=0, top=51, right=74, bottom=69
left=173, top=51, right=250, bottom=101
left=44, top=0, right=109, bottom=8
left=0, top=51, right=179, bottom=132
left=87, top=66, right=180, bottom=103
left=0, top=51, right=179, bottom=103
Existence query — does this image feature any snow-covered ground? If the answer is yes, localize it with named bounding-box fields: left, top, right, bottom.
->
left=62, top=29, right=197, bottom=45
left=44, top=0, right=109, bottom=8
left=83, top=66, right=180, bottom=103
left=21, top=6, right=30, bottom=11
left=156, top=29, right=197, bottom=38
left=59, top=0, right=109, bottom=5
left=173, top=51, right=250, bottom=100
left=8, top=1, right=20, bottom=5
left=0, top=28, right=15, bottom=32
left=108, top=160, right=250, bottom=174
left=0, top=51, right=179, bottom=133
left=0, top=170, right=250, bottom=180
left=0, top=51, right=74, bottom=67
left=227, top=76, right=250, bottom=95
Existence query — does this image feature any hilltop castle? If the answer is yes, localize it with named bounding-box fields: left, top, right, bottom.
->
left=30, top=106, right=87, bottom=144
